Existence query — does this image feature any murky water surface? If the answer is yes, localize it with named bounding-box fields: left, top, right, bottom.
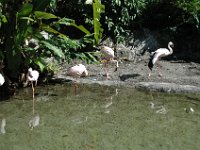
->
left=0, top=84, right=200, bottom=150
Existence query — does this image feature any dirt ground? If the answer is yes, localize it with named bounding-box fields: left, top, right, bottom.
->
left=55, top=59, right=200, bottom=90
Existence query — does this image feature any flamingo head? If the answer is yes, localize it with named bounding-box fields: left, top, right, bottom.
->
left=169, top=41, right=174, bottom=48
left=28, top=68, right=33, bottom=73
left=82, top=69, right=88, bottom=77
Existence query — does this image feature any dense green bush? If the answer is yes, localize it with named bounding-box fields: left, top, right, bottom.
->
left=0, top=0, right=104, bottom=79
left=0, top=0, right=200, bottom=82
left=101, top=0, right=200, bottom=43
left=102, top=0, right=147, bottom=43
left=176, top=0, right=200, bottom=28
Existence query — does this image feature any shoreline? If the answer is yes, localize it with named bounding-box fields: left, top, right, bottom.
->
left=52, top=60, right=200, bottom=93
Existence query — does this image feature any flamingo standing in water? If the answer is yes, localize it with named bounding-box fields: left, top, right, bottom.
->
left=26, top=68, right=39, bottom=114
left=67, top=64, right=88, bottom=93
left=148, top=41, right=174, bottom=78
left=100, top=46, right=119, bottom=79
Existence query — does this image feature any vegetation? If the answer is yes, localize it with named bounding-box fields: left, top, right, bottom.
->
left=0, top=0, right=199, bottom=85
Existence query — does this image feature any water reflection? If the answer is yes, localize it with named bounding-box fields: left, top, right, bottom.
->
left=149, top=101, right=168, bottom=114
left=102, top=96, right=113, bottom=108
left=184, top=107, right=195, bottom=113
left=72, top=116, right=88, bottom=124
left=0, top=118, right=6, bottom=134
left=29, top=114, right=40, bottom=130
left=0, top=84, right=200, bottom=149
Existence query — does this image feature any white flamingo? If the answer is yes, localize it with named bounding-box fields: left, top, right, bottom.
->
left=100, top=46, right=119, bottom=79
left=26, top=68, right=39, bottom=114
left=27, top=68, right=39, bottom=86
left=0, top=73, right=5, bottom=86
left=148, top=41, right=174, bottom=78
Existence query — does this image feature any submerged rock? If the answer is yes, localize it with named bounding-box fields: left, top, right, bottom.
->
left=136, top=82, right=200, bottom=93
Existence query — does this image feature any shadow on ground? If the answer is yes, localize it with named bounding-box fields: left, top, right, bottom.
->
left=119, top=74, right=140, bottom=81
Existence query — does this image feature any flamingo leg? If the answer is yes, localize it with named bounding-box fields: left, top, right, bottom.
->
left=102, top=59, right=111, bottom=79
left=110, top=59, right=119, bottom=72
left=114, top=60, right=119, bottom=72
left=157, top=61, right=163, bottom=77
left=31, top=81, right=35, bottom=114
left=74, top=82, right=78, bottom=95
left=148, top=71, right=152, bottom=80
left=158, top=71, right=162, bottom=77
left=105, top=63, right=111, bottom=79
left=74, top=77, right=80, bottom=95
left=102, top=62, right=108, bottom=79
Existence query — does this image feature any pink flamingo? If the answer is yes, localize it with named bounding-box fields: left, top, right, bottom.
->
left=100, top=46, right=119, bottom=79
left=148, top=41, right=174, bottom=78
left=67, top=64, right=88, bottom=92
left=67, top=64, right=88, bottom=80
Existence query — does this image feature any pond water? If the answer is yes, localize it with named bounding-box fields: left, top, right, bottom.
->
left=0, top=83, right=200, bottom=150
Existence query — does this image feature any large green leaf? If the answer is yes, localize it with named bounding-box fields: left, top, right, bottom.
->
left=40, top=24, right=66, bottom=36
left=57, top=18, right=91, bottom=35
left=93, top=0, right=105, bottom=44
left=34, top=58, right=46, bottom=72
left=41, top=41, right=64, bottom=58
left=75, top=52, right=99, bottom=64
left=18, top=3, right=33, bottom=17
left=34, top=11, right=58, bottom=20
left=0, top=14, right=7, bottom=23
left=70, top=22, right=91, bottom=35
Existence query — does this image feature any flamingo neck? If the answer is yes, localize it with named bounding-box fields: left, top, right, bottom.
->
left=168, top=44, right=173, bottom=54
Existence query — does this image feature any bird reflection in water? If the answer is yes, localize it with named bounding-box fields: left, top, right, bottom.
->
left=0, top=118, right=6, bottom=134
left=29, top=114, right=40, bottom=130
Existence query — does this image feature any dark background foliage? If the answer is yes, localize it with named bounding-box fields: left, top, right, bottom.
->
left=0, top=0, right=200, bottom=81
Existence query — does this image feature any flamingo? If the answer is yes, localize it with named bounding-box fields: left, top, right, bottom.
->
left=67, top=64, right=88, bottom=93
left=67, top=64, right=88, bottom=80
left=26, top=68, right=39, bottom=114
left=100, top=46, right=119, bottom=79
left=148, top=41, right=174, bottom=78
left=0, top=73, right=5, bottom=86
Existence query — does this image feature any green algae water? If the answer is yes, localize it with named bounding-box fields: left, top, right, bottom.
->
left=0, top=84, right=200, bottom=150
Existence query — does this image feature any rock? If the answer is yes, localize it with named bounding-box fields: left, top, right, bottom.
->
left=116, top=44, right=136, bottom=61
left=101, top=37, right=115, bottom=48
left=136, top=82, right=200, bottom=93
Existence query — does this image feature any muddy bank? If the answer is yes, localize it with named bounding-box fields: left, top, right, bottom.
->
left=52, top=60, right=200, bottom=93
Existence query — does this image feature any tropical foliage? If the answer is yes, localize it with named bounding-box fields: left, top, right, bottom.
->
left=0, top=0, right=200, bottom=81
left=0, top=0, right=104, bottom=79
left=102, top=0, right=200, bottom=42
